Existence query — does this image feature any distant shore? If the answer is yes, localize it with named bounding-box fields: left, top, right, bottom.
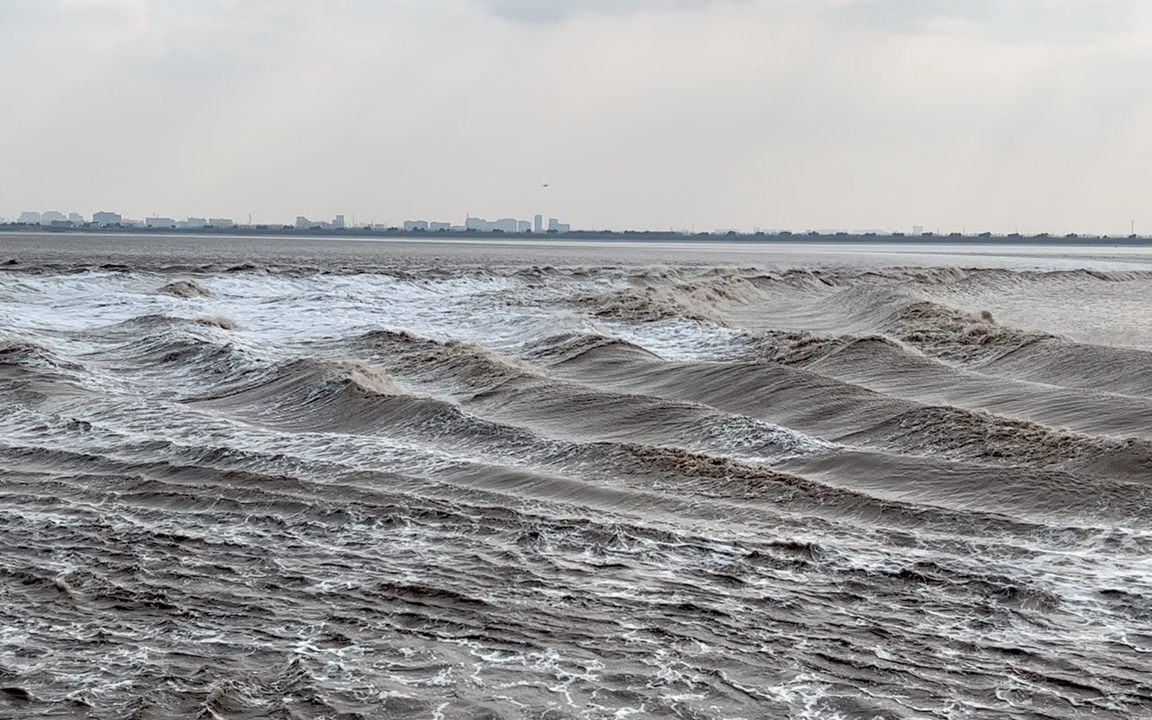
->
left=2, top=223, right=1150, bottom=246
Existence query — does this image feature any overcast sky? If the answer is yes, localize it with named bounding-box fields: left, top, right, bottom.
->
left=1, top=0, right=1150, bottom=234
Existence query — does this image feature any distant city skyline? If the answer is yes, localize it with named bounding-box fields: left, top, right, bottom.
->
left=4, top=206, right=1149, bottom=239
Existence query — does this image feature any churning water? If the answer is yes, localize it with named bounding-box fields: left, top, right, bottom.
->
left=1, top=234, right=1151, bottom=719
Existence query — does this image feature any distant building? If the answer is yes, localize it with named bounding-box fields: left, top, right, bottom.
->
left=404, top=220, right=429, bottom=231
left=146, top=217, right=176, bottom=229
left=93, top=211, right=122, bottom=226
left=548, top=218, right=570, bottom=233
left=465, top=216, right=532, bottom=233
left=465, top=216, right=492, bottom=232
left=333, top=215, right=346, bottom=229
left=429, top=222, right=451, bottom=232
left=913, top=225, right=924, bottom=236
left=296, top=216, right=311, bottom=229
left=179, top=218, right=208, bottom=228
left=41, top=211, right=67, bottom=224
left=68, top=213, right=85, bottom=224
left=209, top=218, right=233, bottom=228
left=534, top=215, right=543, bottom=233
left=18, top=212, right=41, bottom=224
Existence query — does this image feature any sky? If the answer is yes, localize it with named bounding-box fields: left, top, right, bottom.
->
left=1, top=0, right=1150, bottom=234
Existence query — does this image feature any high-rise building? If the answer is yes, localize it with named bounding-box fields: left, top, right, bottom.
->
left=93, top=211, right=121, bottom=226
left=533, top=215, right=543, bottom=233
left=296, top=216, right=311, bottom=229
left=333, top=215, right=346, bottom=229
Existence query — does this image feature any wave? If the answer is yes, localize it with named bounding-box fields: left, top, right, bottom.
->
left=524, top=332, right=663, bottom=364
left=747, top=328, right=1152, bottom=439
left=548, top=342, right=916, bottom=440
left=759, top=284, right=1052, bottom=364
left=890, top=299, right=1054, bottom=364
left=985, top=339, right=1152, bottom=397
left=572, top=273, right=780, bottom=326
left=575, top=285, right=726, bottom=324
left=158, top=279, right=214, bottom=298
left=749, top=331, right=913, bottom=366
left=543, top=331, right=1152, bottom=492
left=98, top=313, right=237, bottom=333
left=0, top=338, right=84, bottom=373
left=837, top=404, right=1151, bottom=473
left=70, top=315, right=260, bottom=399
left=787, top=446, right=1152, bottom=526
left=192, top=357, right=402, bottom=412
left=354, top=329, right=535, bottom=397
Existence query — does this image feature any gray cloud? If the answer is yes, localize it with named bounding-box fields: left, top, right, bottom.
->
left=480, top=0, right=1139, bottom=40
left=2, top=0, right=1151, bottom=234
left=844, top=0, right=1136, bottom=40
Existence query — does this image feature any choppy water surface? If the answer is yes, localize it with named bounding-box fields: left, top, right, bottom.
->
left=2, top=235, right=1151, bottom=719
